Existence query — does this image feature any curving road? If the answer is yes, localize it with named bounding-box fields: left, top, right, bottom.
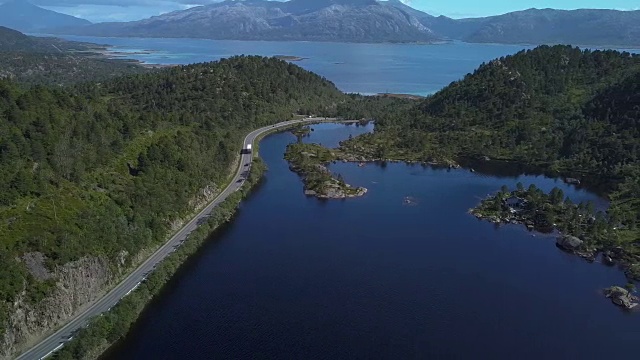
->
left=16, top=117, right=345, bottom=360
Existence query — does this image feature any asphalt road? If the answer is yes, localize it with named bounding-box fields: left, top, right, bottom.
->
left=16, top=117, right=344, bottom=360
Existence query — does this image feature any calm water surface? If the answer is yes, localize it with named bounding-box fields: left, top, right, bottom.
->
left=50, top=35, right=537, bottom=95
left=105, top=124, right=635, bottom=359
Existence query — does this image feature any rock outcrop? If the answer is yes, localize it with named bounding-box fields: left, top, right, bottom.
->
left=285, top=143, right=367, bottom=200
left=316, top=180, right=368, bottom=199
left=1, top=256, right=113, bottom=358
left=556, top=235, right=584, bottom=251
left=604, top=286, right=639, bottom=309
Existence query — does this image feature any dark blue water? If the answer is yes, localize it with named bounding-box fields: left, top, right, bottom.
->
left=105, top=124, right=635, bottom=360
left=47, top=35, right=538, bottom=95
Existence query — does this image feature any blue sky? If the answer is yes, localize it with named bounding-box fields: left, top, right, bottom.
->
left=29, top=0, right=640, bottom=23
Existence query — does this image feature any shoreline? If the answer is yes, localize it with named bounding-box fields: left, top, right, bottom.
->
left=469, top=186, right=639, bottom=308
left=92, top=48, right=179, bottom=68
left=284, top=142, right=368, bottom=199
left=335, top=134, right=640, bottom=284
left=16, top=118, right=357, bottom=360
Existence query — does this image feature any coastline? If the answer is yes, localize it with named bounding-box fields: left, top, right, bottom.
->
left=92, top=48, right=178, bottom=68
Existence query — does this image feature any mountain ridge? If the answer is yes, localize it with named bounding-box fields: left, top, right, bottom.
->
left=0, top=0, right=90, bottom=33
left=9, top=0, right=640, bottom=46
left=48, top=0, right=439, bottom=43
left=462, top=8, right=640, bottom=46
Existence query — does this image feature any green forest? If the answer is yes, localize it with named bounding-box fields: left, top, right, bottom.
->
left=336, top=45, right=640, bottom=276
left=2, top=37, right=640, bottom=357
left=0, top=55, right=344, bottom=333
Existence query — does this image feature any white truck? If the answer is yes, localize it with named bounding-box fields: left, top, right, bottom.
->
left=244, top=144, right=252, bottom=154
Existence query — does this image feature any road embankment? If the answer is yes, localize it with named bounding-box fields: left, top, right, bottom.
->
left=51, top=158, right=267, bottom=359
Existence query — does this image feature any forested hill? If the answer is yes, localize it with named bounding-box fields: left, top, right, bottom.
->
left=338, top=45, right=639, bottom=275
left=0, top=26, right=32, bottom=50
left=363, top=45, right=640, bottom=177
left=0, top=56, right=343, bottom=357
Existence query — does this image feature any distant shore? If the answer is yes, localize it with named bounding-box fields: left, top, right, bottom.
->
left=92, top=47, right=178, bottom=68
left=274, top=55, right=308, bottom=61
left=375, top=93, right=426, bottom=100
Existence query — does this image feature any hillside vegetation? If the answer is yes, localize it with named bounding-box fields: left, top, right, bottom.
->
left=0, top=26, right=148, bottom=86
left=0, top=55, right=343, bottom=356
left=337, top=45, right=640, bottom=275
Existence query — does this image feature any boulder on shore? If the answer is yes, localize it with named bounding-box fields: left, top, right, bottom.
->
left=604, top=286, right=639, bottom=309
left=556, top=235, right=583, bottom=251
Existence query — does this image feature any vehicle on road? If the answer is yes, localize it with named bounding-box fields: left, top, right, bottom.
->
left=18, top=117, right=341, bottom=360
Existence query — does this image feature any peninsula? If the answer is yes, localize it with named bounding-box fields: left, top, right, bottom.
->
left=285, top=143, right=367, bottom=199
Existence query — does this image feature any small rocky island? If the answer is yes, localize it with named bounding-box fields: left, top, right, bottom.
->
left=284, top=143, right=367, bottom=199
left=274, top=55, right=307, bottom=61
left=604, top=286, right=639, bottom=309
left=290, top=125, right=312, bottom=138
left=471, top=184, right=607, bottom=260
left=470, top=183, right=640, bottom=308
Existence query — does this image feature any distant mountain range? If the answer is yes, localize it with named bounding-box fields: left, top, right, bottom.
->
left=0, top=0, right=90, bottom=33
left=49, top=0, right=438, bottom=43
left=2, top=0, right=640, bottom=46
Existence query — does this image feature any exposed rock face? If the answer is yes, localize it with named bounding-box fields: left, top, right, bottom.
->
left=2, top=181, right=222, bottom=359
left=556, top=235, right=584, bottom=251
left=318, top=181, right=368, bottom=199
left=21, top=252, right=52, bottom=281
left=1, top=257, right=113, bottom=359
left=604, top=286, right=639, bottom=309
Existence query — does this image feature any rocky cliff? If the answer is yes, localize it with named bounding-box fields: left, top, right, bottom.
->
left=0, top=180, right=224, bottom=359
left=1, top=256, right=113, bottom=359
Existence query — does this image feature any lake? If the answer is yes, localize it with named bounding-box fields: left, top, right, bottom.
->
left=49, top=37, right=636, bottom=358
left=104, top=123, right=635, bottom=359
left=52, top=35, right=538, bottom=96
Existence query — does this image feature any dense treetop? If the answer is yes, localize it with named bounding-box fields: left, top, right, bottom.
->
left=0, top=56, right=343, bottom=331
